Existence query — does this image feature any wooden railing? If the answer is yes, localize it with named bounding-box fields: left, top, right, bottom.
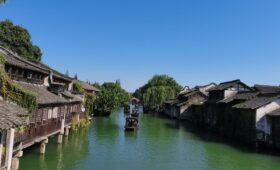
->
left=14, top=119, right=62, bottom=145
left=14, top=131, right=29, bottom=144
left=14, top=109, right=84, bottom=145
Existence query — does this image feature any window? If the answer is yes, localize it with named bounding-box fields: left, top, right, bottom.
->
left=8, top=67, right=12, bottom=74
left=27, top=72, right=32, bottom=79
left=53, top=107, right=58, bottom=118
left=48, top=109, right=52, bottom=119
left=11, top=68, right=16, bottom=75
left=43, top=109, right=48, bottom=120
left=18, top=69, right=23, bottom=77
left=36, top=109, right=43, bottom=122
left=33, top=74, right=37, bottom=79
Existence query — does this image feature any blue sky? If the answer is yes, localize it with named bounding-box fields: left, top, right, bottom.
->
left=1, top=0, right=280, bottom=92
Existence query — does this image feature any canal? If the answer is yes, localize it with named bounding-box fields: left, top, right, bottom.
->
left=20, top=109, right=280, bottom=170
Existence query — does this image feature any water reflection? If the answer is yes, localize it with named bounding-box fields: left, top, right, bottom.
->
left=20, top=109, right=280, bottom=170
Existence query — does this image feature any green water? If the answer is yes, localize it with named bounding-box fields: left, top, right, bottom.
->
left=20, top=109, right=280, bottom=170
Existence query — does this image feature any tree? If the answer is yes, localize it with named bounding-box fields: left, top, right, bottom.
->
left=94, top=82, right=131, bottom=116
left=84, top=93, right=96, bottom=116
left=94, top=88, right=120, bottom=116
left=92, top=82, right=101, bottom=89
left=0, top=20, right=42, bottom=61
left=134, top=75, right=182, bottom=113
left=0, top=0, right=6, bottom=4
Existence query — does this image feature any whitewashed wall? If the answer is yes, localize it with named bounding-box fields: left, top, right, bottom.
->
left=200, top=84, right=216, bottom=92
left=224, top=89, right=238, bottom=99
left=256, top=98, right=280, bottom=135
left=44, top=76, right=50, bottom=87
left=68, top=82, right=73, bottom=91
left=224, top=84, right=251, bottom=99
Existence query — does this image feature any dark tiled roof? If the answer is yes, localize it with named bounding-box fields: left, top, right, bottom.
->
left=182, top=90, right=207, bottom=99
left=31, top=61, right=73, bottom=82
left=1, top=46, right=72, bottom=82
left=179, top=88, right=197, bottom=96
left=179, top=84, right=209, bottom=99
left=254, top=85, right=280, bottom=94
left=61, top=91, right=83, bottom=103
left=177, top=101, right=189, bottom=107
left=209, top=79, right=253, bottom=92
left=74, top=80, right=101, bottom=92
left=175, top=87, right=208, bottom=106
left=0, top=47, right=49, bottom=74
left=233, top=94, right=280, bottom=109
left=180, top=83, right=217, bottom=97
left=0, top=100, right=27, bottom=131
left=210, top=79, right=241, bottom=91
left=219, top=92, right=259, bottom=104
left=267, top=109, right=280, bottom=117
left=178, top=91, right=207, bottom=106
left=165, top=99, right=180, bottom=105
left=18, top=82, right=68, bottom=105
left=195, top=82, right=217, bottom=91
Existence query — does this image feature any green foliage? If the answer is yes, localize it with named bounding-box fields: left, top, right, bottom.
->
left=16, top=125, right=27, bottom=134
left=84, top=93, right=96, bottom=116
left=136, top=74, right=182, bottom=113
left=0, top=20, right=42, bottom=61
left=80, top=117, right=91, bottom=127
left=94, top=82, right=131, bottom=116
left=92, top=82, right=101, bottom=90
left=71, top=116, right=90, bottom=131
left=143, top=86, right=176, bottom=113
left=73, top=81, right=84, bottom=94
left=0, top=54, right=37, bottom=112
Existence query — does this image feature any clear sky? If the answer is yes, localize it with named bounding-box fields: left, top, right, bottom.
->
left=1, top=0, right=280, bottom=92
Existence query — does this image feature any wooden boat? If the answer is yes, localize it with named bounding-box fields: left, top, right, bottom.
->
left=124, top=104, right=130, bottom=114
left=125, top=117, right=139, bottom=131
left=131, top=110, right=139, bottom=118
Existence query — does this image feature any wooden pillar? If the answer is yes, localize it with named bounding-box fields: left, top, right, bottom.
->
left=0, top=131, right=4, bottom=167
left=6, top=128, right=15, bottom=170
left=40, top=139, right=48, bottom=154
left=11, top=151, right=23, bottom=170
left=60, top=118, right=65, bottom=135
left=11, top=158, right=19, bottom=170
left=40, top=143, right=46, bottom=154
left=58, top=118, right=65, bottom=144
left=65, top=126, right=70, bottom=136
left=57, top=134, right=63, bottom=144
left=0, top=144, right=3, bottom=167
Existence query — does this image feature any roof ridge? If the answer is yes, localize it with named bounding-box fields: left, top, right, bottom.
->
left=0, top=46, right=50, bottom=72
left=254, top=84, right=280, bottom=88
left=220, top=79, right=240, bottom=85
left=196, top=82, right=217, bottom=88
